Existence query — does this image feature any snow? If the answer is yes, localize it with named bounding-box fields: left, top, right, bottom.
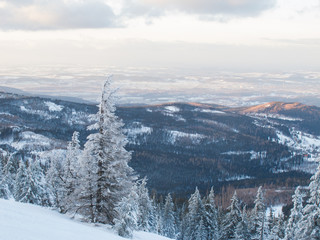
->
left=248, top=113, right=303, bottom=122
left=124, top=124, right=153, bottom=144
left=194, top=108, right=226, bottom=114
left=221, top=151, right=267, bottom=160
left=164, top=106, right=180, bottom=113
left=168, top=130, right=205, bottom=144
left=10, top=131, right=55, bottom=151
left=275, top=128, right=320, bottom=160
left=266, top=205, right=284, bottom=218
left=44, top=101, right=64, bottom=112
left=20, top=106, right=56, bottom=120
left=0, top=199, right=172, bottom=240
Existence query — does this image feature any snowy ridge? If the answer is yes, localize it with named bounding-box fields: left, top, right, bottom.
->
left=167, top=130, right=205, bottom=144
left=194, top=108, right=226, bottom=114
left=248, top=113, right=303, bottom=122
left=45, top=101, right=64, bottom=112
left=221, top=151, right=267, bottom=160
left=0, top=131, right=62, bottom=152
left=20, top=106, right=57, bottom=120
left=0, top=199, right=171, bottom=240
left=124, top=124, right=153, bottom=145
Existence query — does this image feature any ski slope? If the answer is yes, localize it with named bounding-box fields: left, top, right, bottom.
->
left=0, top=199, right=171, bottom=240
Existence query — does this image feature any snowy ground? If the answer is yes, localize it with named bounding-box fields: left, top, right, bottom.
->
left=0, top=199, right=172, bottom=240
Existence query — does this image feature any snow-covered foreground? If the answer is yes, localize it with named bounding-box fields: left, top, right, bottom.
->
left=0, top=199, right=172, bottom=240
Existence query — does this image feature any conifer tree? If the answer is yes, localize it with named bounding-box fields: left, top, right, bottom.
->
left=285, top=186, right=304, bottom=240
left=2, top=154, right=19, bottom=197
left=114, top=184, right=139, bottom=238
left=162, top=193, right=176, bottom=238
left=61, top=131, right=81, bottom=212
left=235, top=205, right=250, bottom=240
left=186, top=187, right=205, bottom=240
left=296, top=160, right=320, bottom=239
left=203, top=187, right=219, bottom=240
left=251, top=186, right=266, bottom=240
left=221, top=191, right=242, bottom=240
left=14, top=160, right=50, bottom=206
left=0, top=153, right=9, bottom=199
left=46, top=151, right=66, bottom=212
left=136, top=177, right=153, bottom=232
left=76, top=78, right=136, bottom=224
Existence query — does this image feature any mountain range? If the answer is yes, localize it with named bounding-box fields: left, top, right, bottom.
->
left=0, top=91, right=319, bottom=201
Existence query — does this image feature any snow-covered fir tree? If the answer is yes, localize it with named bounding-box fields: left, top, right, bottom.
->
left=114, top=184, right=139, bottom=238
left=61, top=131, right=81, bottom=212
left=221, top=191, right=242, bottom=240
left=185, top=187, right=205, bottom=240
left=46, top=151, right=67, bottom=212
left=235, top=205, right=250, bottom=240
left=1, top=154, right=19, bottom=198
left=0, top=153, right=9, bottom=199
left=14, top=160, right=50, bottom=206
left=296, top=160, right=320, bottom=239
left=136, top=177, right=154, bottom=232
left=250, top=186, right=266, bottom=240
left=203, top=187, right=219, bottom=240
left=162, top=193, right=176, bottom=238
left=76, top=78, right=136, bottom=224
left=284, top=186, right=304, bottom=240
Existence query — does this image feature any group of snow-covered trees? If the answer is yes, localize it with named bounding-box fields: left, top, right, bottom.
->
left=1, top=78, right=320, bottom=239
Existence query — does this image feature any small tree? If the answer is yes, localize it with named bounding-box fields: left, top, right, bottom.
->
left=114, top=184, right=139, bottom=238
left=162, top=193, right=176, bottom=238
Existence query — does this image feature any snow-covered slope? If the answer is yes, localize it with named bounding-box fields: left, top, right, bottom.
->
left=0, top=199, right=171, bottom=240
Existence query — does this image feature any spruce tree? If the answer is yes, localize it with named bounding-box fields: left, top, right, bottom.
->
left=76, top=78, right=136, bottom=224
left=203, top=187, right=219, bottom=240
left=162, top=193, right=176, bottom=238
left=61, top=131, right=81, bottom=212
left=251, top=186, right=266, bottom=240
left=14, top=160, right=50, bottom=206
left=221, top=191, right=242, bottom=240
left=296, top=160, right=320, bottom=239
left=114, top=184, right=139, bottom=238
left=186, top=187, right=205, bottom=240
left=285, top=186, right=304, bottom=240
left=136, top=177, right=153, bottom=232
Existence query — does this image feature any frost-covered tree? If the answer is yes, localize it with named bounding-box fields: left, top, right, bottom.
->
left=2, top=154, right=19, bottom=197
left=186, top=187, right=205, bottom=240
left=76, top=78, right=136, bottom=224
left=14, top=160, right=50, bottom=206
left=0, top=153, right=9, bottom=199
left=61, top=131, right=81, bottom=212
left=114, top=184, right=139, bottom=238
left=221, top=191, right=242, bottom=240
left=284, top=186, right=304, bottom=240
left=162, top=193, right=176, bottom=238
left=235, top=206, right=250, bottom=240
left=46, top=150, right=67, bottom=212
left=203, top=187, right=219, bottom=240
left=136, top=178, right=153, bottom=232
left=296, top=160, right=320, bottom=239
left=250, top=186, right=266, bottom=240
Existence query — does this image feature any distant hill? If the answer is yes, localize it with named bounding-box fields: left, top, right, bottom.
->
left=0, top=92, right=319, bottom=197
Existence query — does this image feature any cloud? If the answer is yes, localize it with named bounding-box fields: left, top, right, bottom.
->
left=0, top=0, right=118, bottom=30
left=137, top=0, right=276, bottom=17
left=0, top=0, right=276, bottom=30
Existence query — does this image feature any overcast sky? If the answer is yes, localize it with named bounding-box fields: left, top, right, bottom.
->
left=0, top=0, right=320, bottom=71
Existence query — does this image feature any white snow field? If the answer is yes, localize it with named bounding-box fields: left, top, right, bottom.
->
left=0, top=199, right=172, bottom=240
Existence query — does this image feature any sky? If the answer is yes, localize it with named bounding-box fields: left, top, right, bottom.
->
left=0, top=0, right=320, bottom=71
